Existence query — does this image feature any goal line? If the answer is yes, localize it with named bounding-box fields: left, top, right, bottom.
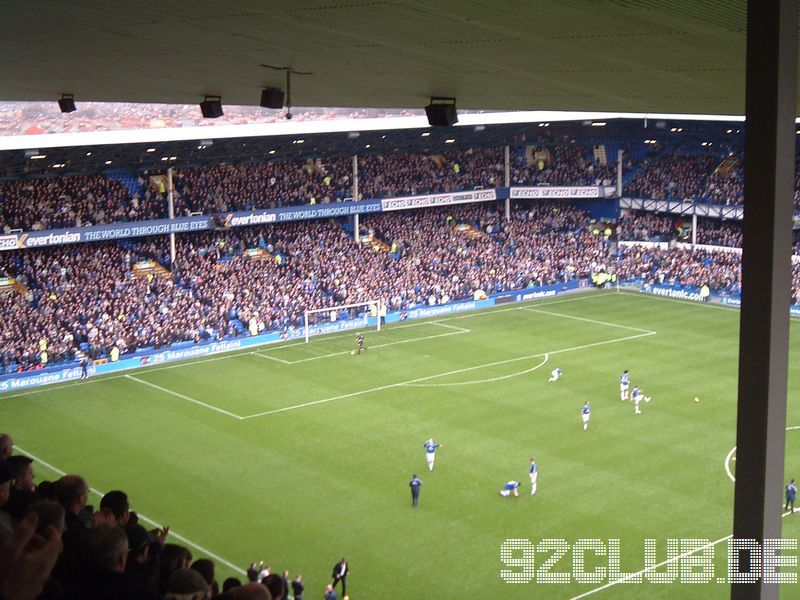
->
left=303, top=300, right=383, bottom=343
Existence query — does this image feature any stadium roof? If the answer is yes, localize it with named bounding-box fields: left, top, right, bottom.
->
left=0, top=0, right=765, bottom=115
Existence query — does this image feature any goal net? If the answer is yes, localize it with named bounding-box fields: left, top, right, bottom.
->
left=303, top=300, right=382, bottom=343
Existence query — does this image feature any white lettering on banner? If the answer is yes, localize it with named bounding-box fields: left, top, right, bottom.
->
left=229, top=213, right=277, bottom=226
left=644, top=286, right=703, bottom=303
left=24, top=231, right=81, bottom=247
left=517, top=290, right=557, bottom=302
left=510, top=187, right=600, bottom=199
left=408, top=302, right=479, bottom=319
left=0, top=366, right=87, bottom=391
left=0, top=235, right=18, bottom=251
left=382, top=190, right=497, bottom=211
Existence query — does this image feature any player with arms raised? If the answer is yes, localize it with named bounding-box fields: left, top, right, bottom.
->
left=424, top=438, right=443, bottom=471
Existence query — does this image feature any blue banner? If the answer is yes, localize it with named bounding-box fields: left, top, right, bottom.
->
left=0, top=215, right=211, bottom=250
left=0, top=186, right=614, bottom=251
left=0, top=282, right=579, bottom=392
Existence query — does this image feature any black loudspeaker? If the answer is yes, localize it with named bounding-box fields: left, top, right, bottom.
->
left=200, top=96, right=224, bottom=119
left=58, top=94, right=77, bottom=113
left=260, top=87, right=285, bottom=109
left=425, top=98, right=458, bottom=127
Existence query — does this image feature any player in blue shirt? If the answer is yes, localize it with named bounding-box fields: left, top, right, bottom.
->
left=548, top=368, right=562, bottom=382
left=632, top=386, right=651, bottom=415
left=424, top=438, right=443, bottom=471
left=582, top=401, right=590, bottom=430
left=500, top=480, right=520, bottom=497
left=529, top=458, right=538, bottom=495
left=620, top=370, right=630, bottom=401
left=786, top=479, right=797, bottom=513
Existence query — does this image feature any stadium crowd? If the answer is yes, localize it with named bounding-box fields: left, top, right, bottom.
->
left=615, top=245, right=742, bottom=297
left=626, top=151, right=744, bottom=205
left=617, top=210, right=743, bottom=247
left=0, top=144, right=617, bottom=232
left=0, top=202, right=608, bottom=373
left=511, top=145, right=617, bottom=187
left=0, top=432, right=304, bottom=599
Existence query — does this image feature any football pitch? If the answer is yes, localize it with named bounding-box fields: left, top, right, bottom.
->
left=5, top=289, right=800, bottom=599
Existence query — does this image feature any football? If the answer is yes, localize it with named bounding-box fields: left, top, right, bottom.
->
left=693, top=396, right=700, bottom=403
left=351, top=351, right=356, bottom=355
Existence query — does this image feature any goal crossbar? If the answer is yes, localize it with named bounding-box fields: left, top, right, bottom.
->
left=303, top=300, right=382, bottom=343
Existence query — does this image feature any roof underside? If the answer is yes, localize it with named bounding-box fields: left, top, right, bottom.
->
left=0, top=0, right=769, bottom=115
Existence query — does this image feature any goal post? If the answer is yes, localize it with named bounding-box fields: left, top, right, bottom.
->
left=303, top=300, right=382, bottom=343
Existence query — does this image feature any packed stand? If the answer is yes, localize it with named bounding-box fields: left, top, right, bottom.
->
left=616, top=245, right=742, bottom=296
left=617, top=211, right=745, bottom=248
left=511, top=145, right=617, bottom=187
left=616, top=211, right=677, bottom=242
left=0, top=432, right=309, bottom=599
left=0, top=176, right=137, bottom=232
left=626, top=152, right=744, bottom=205
left=358, top=148, right=504, bottom=199
left=2, top=144, right=620, bottom=232
left=695, top=218, right=742, bottom=248
left=0, top=202, right=610, bottom=373
left=171, top=159, right=354, bottom=213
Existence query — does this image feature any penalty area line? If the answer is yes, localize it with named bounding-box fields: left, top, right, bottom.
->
left=241, top=331, right=655, bottom=419
left=124, top=375, right=245, bottom=420
left=521, top=307, right=656, bottom=334
left=15, top=444, right=246, bottom=577
left=403, top=355, right=549, bottom=387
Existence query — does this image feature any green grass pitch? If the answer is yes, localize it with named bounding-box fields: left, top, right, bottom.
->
left=4, top=289, right=800, bottom=599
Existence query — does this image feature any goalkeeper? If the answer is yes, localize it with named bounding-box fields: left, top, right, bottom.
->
left=353, top=333, right=365, bottom=355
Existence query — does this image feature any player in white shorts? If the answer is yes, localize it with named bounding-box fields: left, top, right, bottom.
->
left=423, top=438, right=442, bottom=471
left=500, top=481, right=520, bottom=497
left=620, top=370, right=630, bottom=401
left=581, top=401, right=591, bottom=430
left=548, top=368, right=562, bottom=382
left=529, top=458, right=538, bottom=495
left=632, top=386, right=651, bottom=414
